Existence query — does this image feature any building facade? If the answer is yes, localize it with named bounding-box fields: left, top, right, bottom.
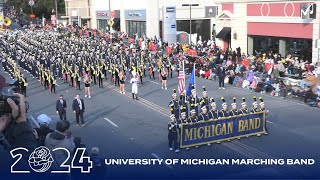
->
left=214, top=0, right=319, bottom=63
left=64, top=0, right=319, bottom=63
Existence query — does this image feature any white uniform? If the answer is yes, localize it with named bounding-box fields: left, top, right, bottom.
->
left=130, top=77, right=139, bottom=94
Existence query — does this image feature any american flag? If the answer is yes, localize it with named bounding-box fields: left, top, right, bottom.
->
left=178, top=70, right=185, bottom=94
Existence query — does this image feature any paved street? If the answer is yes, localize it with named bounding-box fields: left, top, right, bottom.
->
left=1, top=66, right=320, bottom=179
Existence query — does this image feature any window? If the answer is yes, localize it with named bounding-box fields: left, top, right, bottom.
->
left=126, top=20, right=146, bottom=37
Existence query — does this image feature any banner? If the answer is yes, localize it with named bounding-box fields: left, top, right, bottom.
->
left=180, top=112, right=266, bottom=148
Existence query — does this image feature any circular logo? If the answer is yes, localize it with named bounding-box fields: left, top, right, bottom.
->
left=28, top=146, right=54, bottom=173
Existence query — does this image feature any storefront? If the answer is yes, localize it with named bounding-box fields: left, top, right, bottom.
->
left=124, top=9, right=146, bottom=37
left=251, top=35, right=312, bottom=60
left=246, top=2, right=316, bottom=62
left=96, top=10, right=120, bottom=31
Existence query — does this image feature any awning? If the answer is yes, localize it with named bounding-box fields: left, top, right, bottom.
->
left=216, top=27, right=231, bottom=39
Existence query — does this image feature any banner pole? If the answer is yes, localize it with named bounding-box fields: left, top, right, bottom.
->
left=183, top=59, right=186, bottom=100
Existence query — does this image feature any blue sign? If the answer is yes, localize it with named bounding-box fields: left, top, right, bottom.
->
left=180, top=112, right=266, bottom=148
left=125, top=9, right=146, bottom=21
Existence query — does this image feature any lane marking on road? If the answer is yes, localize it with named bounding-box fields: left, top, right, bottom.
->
left=151, top=153, right=173, bottom=169
left=147, top=80, right=160, bottom=85
left=104, top=118, right=119, bottom=128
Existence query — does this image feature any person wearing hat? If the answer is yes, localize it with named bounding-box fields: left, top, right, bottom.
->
left=35, top=114, right=53, bottom=146
left=218, top=97, right=230, bottom=118
left=188, top=85, right=199, bottom=116
left=239, top=97, right=250, bottom=115
left=230, top=97, right=238, bottom=117
left=200, top=86, right=210, bottom=111
left=259, top=97, right=268, bottom=135
left=168, top=89, right=180, bottom=120
left=208, top=98, right=219, bottom=120
left=250, top=96, right=260, bottom=114
left=178, top=111, right=188, bottom=125
left=188, top=109, right=198, bottom=123
left=197, top=106, right=209, bottom=122
left=168, top=114, right=179, bottom=153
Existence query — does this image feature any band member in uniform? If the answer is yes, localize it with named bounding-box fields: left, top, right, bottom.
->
left=149, top=64, right=155, bottom=79
left=239, top=97, right=250, bottom=115
left=84, top=74, right=92, bottom=98
left=251, top=96, right=260, bottom=114
left=130, top=71, right=139, bottom=100
left=114, top=65, right=120, bottom=86
left=188, top=109, right=198, bottom=123
left=208, top=98, right=219, bottom=120
left=119, top=71, right=126, bottom=94
left=20, top=74, right=27, bottom=97
left=179, top=90, right=188, bottom=117
left=200, top=86, right=210, bottom=111
left=168, top=114, right=179, bottom=153
left=178, top=111, right=188, bottom=125
left=188, top=85, right=199, bottom=116
left=259, top=97, right=268, bottom=135
left=44, top=70, right=49, bottom=89
left=230, top=97, right=238, bottom=117
left=76, top=72, right=81, bottom=91
left=197, top=106, right=209, bottom=122
left=160, top=68, right=167, bottom=90
left=50, top=75, right=56, bottom=94
left=91, top=65, right=97, bottom=85
left=138, top=66, right=143, bottom=85
left=198, top=106, right=211, bottom=146
left=219, top=97, right=230, bottom=118
left=98, top=66, right=104, bottom=88
left=168, top=89, right=180, bottom=120
left=71, top=69, right=75, bottom=87
left=251, top=96, right=261, bottom=137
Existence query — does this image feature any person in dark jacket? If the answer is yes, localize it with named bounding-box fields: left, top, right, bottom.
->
left=56, top=95, right=67, bottom=121
left=217, top=63, right=226, bottom=89
left=72, top=94, right=85, bottom=126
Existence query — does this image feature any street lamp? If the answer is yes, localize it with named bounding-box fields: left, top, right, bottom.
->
left=182, top=4, right=199, bottom=45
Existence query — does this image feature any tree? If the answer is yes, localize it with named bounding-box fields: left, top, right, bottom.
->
left=6, top=0, right=65, bottom=19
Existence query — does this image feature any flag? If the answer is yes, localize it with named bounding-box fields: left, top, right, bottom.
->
left=178, top=70, right=185, bottom=94
left=186, top=64, right=195, bottom=96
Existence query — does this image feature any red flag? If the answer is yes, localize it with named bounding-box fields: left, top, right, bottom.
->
left=178, top=71, right=185, bottom=94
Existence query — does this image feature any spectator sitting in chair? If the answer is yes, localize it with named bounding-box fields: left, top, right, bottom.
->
left=300, top=73, right=317, bottom=89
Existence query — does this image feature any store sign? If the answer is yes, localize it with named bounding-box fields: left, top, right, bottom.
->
left=125, top=10, right=146, bottom=20
left=300, top=3, right=316, bottom=19
left=96, top=10, right=120, bottom=19
left=205, top=6, right=218, bottom=18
